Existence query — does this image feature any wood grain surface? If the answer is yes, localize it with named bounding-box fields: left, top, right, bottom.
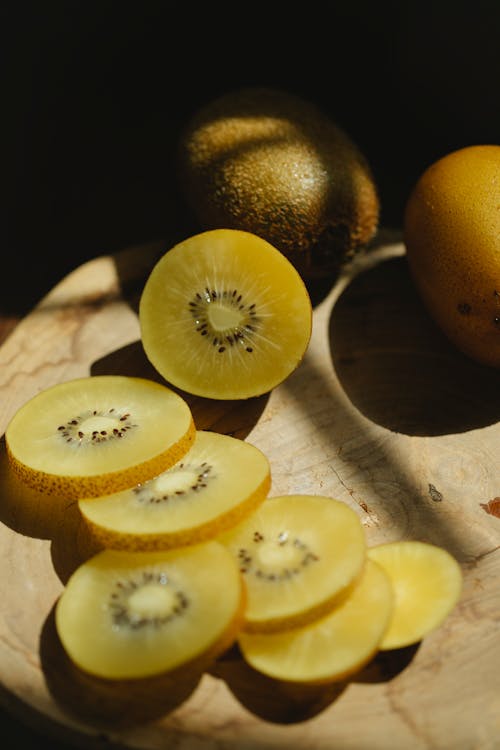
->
left=0, top=236, right=499, bottom=750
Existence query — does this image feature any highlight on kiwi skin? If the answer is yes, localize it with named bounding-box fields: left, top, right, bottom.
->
left=177, top=86, right=380, bottom=279
left=5, top=375, right=195, bottom=500
left=55, top=542, right=245, bottom=680
left=218, top=494, right=366, bottom=633
left=78, top=430, right=272, bottom=551
left=139, top=228, right=313, bottom=400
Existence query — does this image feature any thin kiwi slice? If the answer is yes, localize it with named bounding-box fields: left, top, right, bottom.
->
left=238, top=558, right=394, bottom=684
left=368, top=541, right=463, bottom=650
left=139, top=228, right=312, bottom=400
left=55, top=542, right=245, bottom=680
left=5, top=376, right=195, bottom=500
left=219, top=495, right=366, bottom=632
left=78, top=430, right=271, bottom=551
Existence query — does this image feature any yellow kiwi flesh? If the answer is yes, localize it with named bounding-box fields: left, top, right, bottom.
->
left=79, top=430, right=271, bottom=551
left=55, top=542, right=245, bottom=680
left=5, top=376, right=195, bottom=500
left=177, top=87, right=379, bottom=278
left=368, top=541, right=463, bottom=650
left=219, top=495, right=366, bottom=632
left=238, top=558, right=393, bottom=684
left=139, top=229, right=312, bottom=400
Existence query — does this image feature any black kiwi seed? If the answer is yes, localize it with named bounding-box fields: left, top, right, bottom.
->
left=56, top=408, right=137, bottom=445
left=132, top=462, right=213, bottom=505
left=108, top=570, right=190, bottom=629
left=238, top=532, right=320, bottom=580
left=188, top=287, right=261, bottom=354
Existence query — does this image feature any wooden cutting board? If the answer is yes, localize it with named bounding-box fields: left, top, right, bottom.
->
left=0, top=235, right=499, bottom=750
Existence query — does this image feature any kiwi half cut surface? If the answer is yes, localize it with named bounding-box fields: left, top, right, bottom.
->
left=238, top=558, right=393, bottom=684
left=368, top=541, right=463, bottom=650
left=139, top=229, right=312, bottom=400
left=78, top=430, right=271, bottom=551
left=5, top=376, right=195, bottom=500
left=219, top=495, right=366, bottom=632
left=55, top=542, right=245, bottom=680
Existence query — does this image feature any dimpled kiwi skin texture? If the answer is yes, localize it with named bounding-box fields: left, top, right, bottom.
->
left=404, top=145, right=500, bottom=368
left=6, top=433, right=194, bottom=502
left=178, top=87, right=380, bottom=278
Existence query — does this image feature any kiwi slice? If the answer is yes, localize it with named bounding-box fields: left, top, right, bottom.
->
left=368, top=541, right=463, bottom=650
left=139, top=228, right=312, bottom=400
left=238, top=559, right=393, bottom=684
left=55, top=542, right=245, bottom=680
left=219, top=495, right=366, bottom=632
left=78, top=430, right=271, bottom=551
left=5, top=376, right=195, bottom=500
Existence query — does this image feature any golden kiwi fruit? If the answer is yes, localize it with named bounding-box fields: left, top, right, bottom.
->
left=5, top=376, right=195, bottom=500
left=177, top=87, right=380, bottom=278
left=139, top=228, right=312, bottom=400
left=404, top=144, right=500, bottom=368
left=238, top=558, right=393, bottom=684
left=79, top=430, right=271, bottom=551
left=368, top=541, right=463, bottom=650
left=219, top=494, right=366, bottom=633
left=55, top=542, right=245, bottom=680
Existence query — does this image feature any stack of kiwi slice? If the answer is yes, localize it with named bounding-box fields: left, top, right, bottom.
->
left=4, top=227, right=463, bottom=694
left=4, top=372, right=271, bottom=681
left=78, top=430, right=272, bottom=551
left=218, top=496, right=462, bottom=684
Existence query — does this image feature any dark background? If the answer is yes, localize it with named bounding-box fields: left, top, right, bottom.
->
left=4, top=0, right=500, bottom=316
left=2, top=1, right=500, bottom=747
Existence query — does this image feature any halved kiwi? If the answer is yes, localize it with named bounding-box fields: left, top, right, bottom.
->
left=238, top=559, right=393, bottom=684
left=368, top=540, right=463, bottom=650
left=5, top=376, right=195, bottom=500
left=55, top=542, right=245, bottom=680
left=78, top=430, right=271, bottom=551
left=139, top=229, right=312, bottom=400
left=219, top=495, right=366, bottom=632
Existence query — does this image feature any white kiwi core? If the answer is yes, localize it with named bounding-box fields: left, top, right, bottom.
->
left=153, top=469, right=201, bottom=495
left=256, top=539, right=301, bottom=569
left=207, top=303, right=245, bottom=331
left=127, top=583, right=177, bottom=620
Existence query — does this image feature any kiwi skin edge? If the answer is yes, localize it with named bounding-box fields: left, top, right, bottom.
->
left=80, top=470, right=271, bottom=552
left=241, top=563, right=364, bottom=636
left=6, top=418, right=196, bottom=501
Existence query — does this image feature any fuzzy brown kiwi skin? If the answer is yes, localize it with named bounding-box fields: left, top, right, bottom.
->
left=177, top=87, right=380, bottom=279
left=6, top=419, right=196, bottom=501
left=80, top=471, right=272, bottom=552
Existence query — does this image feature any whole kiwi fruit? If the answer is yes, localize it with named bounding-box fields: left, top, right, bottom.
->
left=404, top=145, right=500, bottom=368
left=177, top=87, right=380, bottom=278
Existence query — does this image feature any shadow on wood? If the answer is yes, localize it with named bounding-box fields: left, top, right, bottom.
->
left=90, top=341, right=271, bottom=440
left=40, top=605, right=203, bottom=730
left=329, top=256, right=500, bottom=436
